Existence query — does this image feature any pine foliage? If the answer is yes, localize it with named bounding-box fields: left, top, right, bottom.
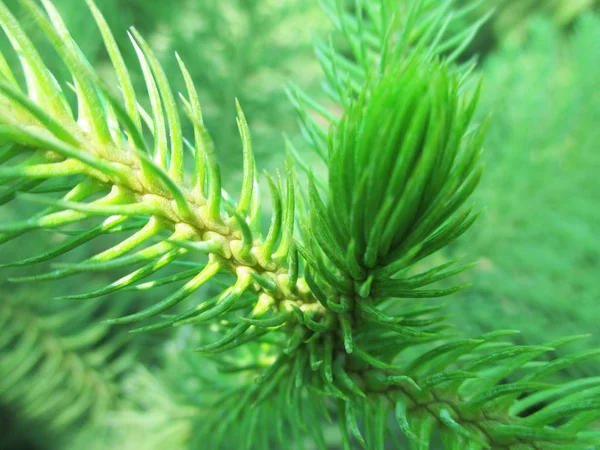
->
left=0, top=0, right=599, bottom=448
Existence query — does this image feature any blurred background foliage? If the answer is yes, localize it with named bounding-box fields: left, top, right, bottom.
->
left=447, top=11, right=600, bottom=379
left=1, top=0, right=599, bottom=449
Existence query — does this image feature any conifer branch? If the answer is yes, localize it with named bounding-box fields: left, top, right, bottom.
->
left=1, top=0, right=599, bottom=448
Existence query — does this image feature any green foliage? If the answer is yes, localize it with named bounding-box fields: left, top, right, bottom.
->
left=0, top=0, right=599, bottom=449
left=453, top=0, right=599, bottom=60
left=447, top=13, right=600, bottom=378
left=0, top=283, right=137, bottom=448
left=0, top=0, right=180, bottom=74
left=482, top=0, right=599, bottom=36
left=309, top=52, right=483, bottom=290
left=0, top=0, right=324, bottom=194
left=163, top=0, right=325, bottom=162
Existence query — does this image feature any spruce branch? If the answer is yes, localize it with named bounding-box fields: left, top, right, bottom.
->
left=0, top=0, right=320, bottom=338
left=1, top=0, right=599, bottom=449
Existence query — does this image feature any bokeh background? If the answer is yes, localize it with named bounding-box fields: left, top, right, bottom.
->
left=1, top=0, right=598, bottom=448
